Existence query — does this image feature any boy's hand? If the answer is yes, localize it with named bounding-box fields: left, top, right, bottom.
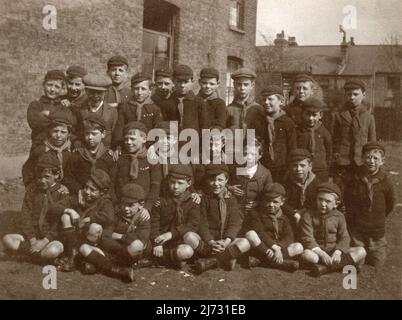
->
left=154, top=232, right=172, bottom=245
left=211, top=241, right=225, bottom=254
left=318, top=249, right=332, bottom=266
left=331, top=250, right=342, bottom=264
left=64, top=208, right=80, bottom=221
left=294, top=212, right=301, bottom=224
left=191, top=193, right=201, bottom=205
left=272, top=245, right=283, bottom=264
left=229, top=185, right=244, bottom=197
left=153, top=245, right=163, bottom=257
left=154, top=200, right=161, bottom=208
left=79, top=217, right=91, bottom=229
left=57, top=185, right=69, bottom=195
left=39, top=110, right=50, bottom=117
left=266, top=249, right=274, bottom=258
left=108, top=149, right=120, bottom=162
left=138, top=207, right=150, bottom=221
left=60, top=99, right=71, bottom=107
left=112, top=232, right=123, bottom=240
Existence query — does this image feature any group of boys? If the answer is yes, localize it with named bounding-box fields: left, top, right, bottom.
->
left=1, top=55, right=395, bottom=283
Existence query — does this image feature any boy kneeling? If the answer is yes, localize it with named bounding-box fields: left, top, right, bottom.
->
left=300, top=182, right=366, bottom=277
left=245, top=183, right=303, bottom=272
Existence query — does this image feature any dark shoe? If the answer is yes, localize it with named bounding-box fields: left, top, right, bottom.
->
left=276, top=260, right=300, bottom=272
left=57, top=248, right=79, bottom=272
left=222, top=258, right=237, bottom=271
left=248, top=256, right=261, bottom=268
left=132, top=258, right=155, bottom=269
left=310, top=264, right=331, bottom=277
left=82, top=262, right=97, bottom=275
left=110, top=266, right=135, bottom=283
left=194, top=258, right=218, bottom=274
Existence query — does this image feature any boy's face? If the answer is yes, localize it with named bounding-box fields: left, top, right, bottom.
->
left=86, top=89, right=106, bottom=107
left=234, top=78, right=254, bottom=100
left=84, top=129, right=105, bottom=149
left=83, top=179, right=103, bottom=203
left=262, top=94, right=282, bottom=115
left=294, top=81, right=313, bottom=101
left=316, top=192, right=338, bottom=215
left=44, top=80, right=64, bottom=100
left=363, top=149, right=384, bottom=174
left=155, top=76, right=174, bottom=99
left=37, top=168, right=59, bottom=191
left=67, top=77, right=85, bottom=99
left=132, top=80, right=152, bottom=103
left=210, top=134, right=225, bottom=154
left=107, top=65, right=128, bottom=85
left=122, top=201, right=143, bottom=217
left=168, top=177, right=191, bottom=197
left=208, top=173, right=228, bottom=195
left=199, top=77, right=219, bottom=97
left=124, top=130, right=147, bottom=153
left=174, top=78, right=193, bottom=96
left=290, top=159, right=312, bottom=181
left=263, top=195, right=284, bottom=215
left=302, top=110, right=322, bottom=128
left=158, top=134, right=177, bottom=155
left=49, top=125, right=70, bottom=147
left=346, top=88, right=365, bottom=108
left=244, top=146, right=262, bottom=167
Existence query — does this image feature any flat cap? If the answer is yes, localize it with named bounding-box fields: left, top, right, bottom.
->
left=263, top=182, right=286, bottom=199
left=173, top=64, right=193, bottom=80
left=89, top=169, right=111, bottom=191
left=83, top=113, right=107, bottom=131
left=83, top=74, right=112, bottom=91
left=168, top=164, right=193, bottom=179
left=231, top=67, right=256, bottom=80
left=289, top=148, right=312, bottom=163
left=317, top=182, right=341, bottom=199
left=303, top=97, right=324, bottom=112
left=48, top=111, right=74, bottom=127
left=66, top=65, right=87, bottom=79
left=155, top=69, right=173, bottom=78
left=200, top=67, right=220, bottom=80
left=205, top=164, right=229, bottom=176
left=36, top=153, right=60, bottom=170
left=107, top=55, right=128, bottom=67
left=260, top=85, right=283, bottom=97
left=121, top=183, right=145, bottom=203
left=155, top=121, right=172, bottom=134
left=294, top=74, right=314, bottom=83
left=344, top=79, right=366, bottom=91
left=44, top=70, right=66, bottom=82
left=131, top=72, right=152, bottom=86
left=362, top=141, right=385, bottom=155
left=124, top=121, right=148, bottom=135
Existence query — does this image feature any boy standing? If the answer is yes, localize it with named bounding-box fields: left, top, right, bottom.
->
left=63, top=65, right=88, bottom=109
left=105, top=55, right=131, bottom=107
left=151, top=69, right=175, bottom=110
left=344, top=142, right=395, bottom=268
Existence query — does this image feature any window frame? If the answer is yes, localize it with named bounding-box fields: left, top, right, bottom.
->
left=229, top=0, right=245, bottom=32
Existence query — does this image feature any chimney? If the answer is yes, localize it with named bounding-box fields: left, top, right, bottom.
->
left=274, top=30, right=288, bottom=47
left=338, top=33, right=349, bottom=74
left=288, top=36, right=298, bottom=46
left=349, top=37, right=355, bottom=46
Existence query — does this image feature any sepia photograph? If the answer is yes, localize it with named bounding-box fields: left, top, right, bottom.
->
left=0, top=0, right=401, bottom=304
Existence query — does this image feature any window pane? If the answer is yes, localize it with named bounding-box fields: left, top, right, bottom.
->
left=226, top=57, right=243, bottom=104
left=229, top=1, right=238, bottom=26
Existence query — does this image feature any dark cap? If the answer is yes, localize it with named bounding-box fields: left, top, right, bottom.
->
left=294, top=74, right=314, bottom=83
left=89, top=169, right=111, bottom=191
left=121, top=183, right=145, bottom=203
left=124, top=121, right=148, bottom=135
left=303, top=97, right=324, bottom=112
left=200, top=67, right=220, bottom=80
left=231, top=68, right=256, bottom=80
left=83, top=74, right=112, bottom=91
left=44, top=70, right=66, bottom=82
left=48, top=111, right=73, bottom=127
left=155, top=121, right=172, bottom=134
left=362, top=141, right=385, bottom=155
left=155, top=69, right=173, bottom=79
left=131, top=72, right=152, bottom=86
left=260, top=85, right=283, bottom=97
left=36, top=153, right=60, bottom=170
left=83, top=113, right=107, bottom=131
left=66, top=65, right=87, bottom=79
left=173, top=64, right=193, bottom=80
left=168, top=164, right=193, bottom=179
left=205, top=164, right=229, bottom=177
left=107, top=55, right=128, bottom=68
left=344, top=79, right=366, bottom=91
left=317, top=182, right=341, bottom=199
left=263, top=182, right=286, bottom=199
left=289, top=148, right=312, bottom=163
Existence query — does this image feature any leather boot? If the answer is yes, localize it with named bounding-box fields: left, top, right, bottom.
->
left=58, top=227, right=79, bottom=272
left=194, top=257, right=218, bottom=274
left=274, top=259, right=300, bottom=272
left=109, top=266, right=135, bottom=283
left=216, top=245, right=242, bottom=271
left=194, top=240, right=212, bottom=257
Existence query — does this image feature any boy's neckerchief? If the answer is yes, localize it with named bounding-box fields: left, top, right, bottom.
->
left=44, top=139, right=72, bottom=179
left=124, top=146, right=148, bottom=180
left=37, top=183, right=60, bottom=234
left=197, top=90, right=219, bottom=101
left=267, top=208, right=283, bottom=240
left=172, top=190, right=192, bottom=226
left=132, top=96, right=153, bottom=120
left=301, top=121, right=322, bottom=156
left=215, top=187, right=231, bottom=239
left=358, top=167, right=382, bottom=212
left=291, top=171, right=316, bottom=206
left=266, top=109, right=286, bottom=161
left=77, top=142, right=108, bottom=172
left=119, top=210, right=141, bottom=233
left=111, top=79, right=130, bottom=103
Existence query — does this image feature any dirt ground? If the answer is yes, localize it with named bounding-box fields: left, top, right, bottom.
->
left=0, top=142, right=401, bottom=300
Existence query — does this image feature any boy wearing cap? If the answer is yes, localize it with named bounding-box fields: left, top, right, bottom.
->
left=198, top=67, right=227, bottom=129
left=300, top=182, right=366, bottom=276
left=152, top=69, right=175, bottom=109
left=333, top=79, right=376, bottom=191
left=2, top=154, right=69, bottom=264
left=27, top=70, right=76, bottom=150
left=189, top=164, right=249, bottom=273
left=63, top=114, right=116, bottom=195
left=150, top=164, right=201, bottom=269
left=22, top=111, right=74, bottom=187
left=344, top=142, right=395, bottom=267
left=114, top=121, right=162, bottom=217
left=62, top=65, right=88, bottom=109
left=112, top=72, right=163, bottom=150
left=105, top=55, right=131, bottom=107
left=260, top=85, right=297, bottom=183
left=245, top=183, right=303, bottom=272
left=296, top=97, right=332, bottom=182
left=162, top=64, right=207, bottom=133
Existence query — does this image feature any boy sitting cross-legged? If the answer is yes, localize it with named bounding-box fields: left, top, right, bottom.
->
left=244, top=183, right=303, bottom=272
left=300, top=182, right=366, bottom=277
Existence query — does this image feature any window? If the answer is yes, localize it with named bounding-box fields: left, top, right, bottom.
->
left=226, top=57, right=243, bottom=104
left=142, top=0, right=176, bottom=78
left=229, top=0, right=244, bottom=30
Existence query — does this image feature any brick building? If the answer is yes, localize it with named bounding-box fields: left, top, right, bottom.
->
left=0, top=0, right=257, bottom=172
